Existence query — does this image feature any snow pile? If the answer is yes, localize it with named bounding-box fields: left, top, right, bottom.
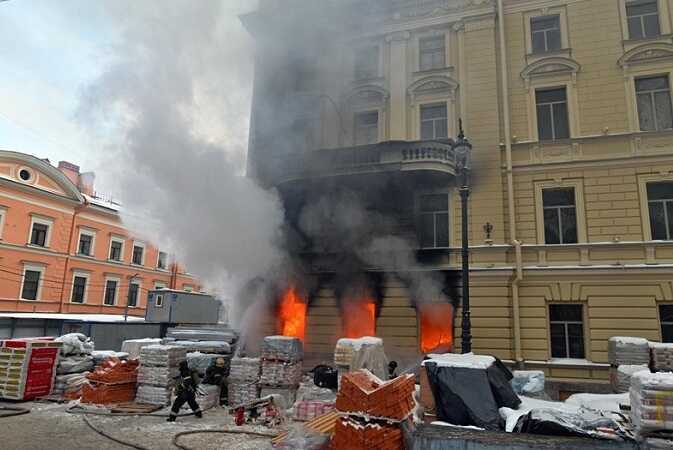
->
left=565, top=392, right=629, bottom=412
left=422, top=353, right=495, bottom=369
left=631, top=371, right=673, bottom=437
left=511, top=371, right=545, bottom=397
left=499, top=396, right=580, bottom=432
left=608, top=336, right=650, bottom=366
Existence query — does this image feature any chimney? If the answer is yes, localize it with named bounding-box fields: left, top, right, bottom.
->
left=57, top=161, right=80, bottom=186
left=79, top=172, right=96, bottom=197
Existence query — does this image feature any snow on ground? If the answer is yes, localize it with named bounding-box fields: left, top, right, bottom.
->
left=499, top=397, right=580, bottom=432
left=565, top=393, right=629, bottom=412
left=431, top=421, right=485, bottom=430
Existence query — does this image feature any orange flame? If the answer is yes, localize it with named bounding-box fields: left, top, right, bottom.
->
left=419, top=303, right=453, bottom=353
left=277, top=286, right=307, bottom=342
left=342, top=298, right=376, bottom=338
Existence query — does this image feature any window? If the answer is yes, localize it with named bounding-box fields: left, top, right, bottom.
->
left=661, top=305, right=673, bottom=343
left=30, top=222, right=49, bottom=247
left=420, top=104, right=448, bottom=140
left=155, top=294, right=164, bottom=308
left=0, top=207, right=6, bottom=239
left=77, top=230, right=95, bottom=256
left=647, top=181, right=673, bottom=240
left=154, top=281, right=167, bottom=290
left=132, top=242, right=145, bottom=265
left=354, top=111, right=379, bottom=145
left=549, top=304, right=585, bottom=359
left=354, top=46, right=378, bottom=80
left=543, top=188, right=578, bottom=244
left=71, top=275, right=87, bottom=304
left=109, top=237, right=124, bottom=262
left=104, top=279, right=118, bottom=306
left=636, top=76, right=673, bottom=132
left=183, top=284, right=194, bottom=293
left=20, top=267, right=42, bottom=301
left=157, top=251, right=168, bottom=270
left=531, top=15, right=561, bottom=53
left=419, top=36, right=445, bottom=71
left=127, top=281, right=140, bottom=307
left=418, top=194, right=449, bottom=248
left=536, top=88, right=570, bottom=140
left=626, top=0, right=661, bottom=39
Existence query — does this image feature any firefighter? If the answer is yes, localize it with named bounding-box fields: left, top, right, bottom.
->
left=203, top=357, right=228, bottom=405
left=167, top=360, right=202, bottom=422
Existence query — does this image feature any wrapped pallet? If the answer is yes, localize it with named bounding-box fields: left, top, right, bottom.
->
left=650, top=342, right=673, bottom=372
left=261, top=336, right=303, bottom=362
left=609, top=364, right=649, bottom=393
left=136, top=345, right=187, bottom=406
left=608, top=336, right=650, bottom=366
left=228, top=357, right=261, bottom=406
left=630, top=370, right=673, bottom=438
left=121, top=338, right=162, bottom=359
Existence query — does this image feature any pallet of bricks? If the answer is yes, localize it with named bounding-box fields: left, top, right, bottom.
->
left=136, top=345, right=187, bottom=406
left=332, top=369, right=415, bottom=450
left=81, top=357, right=139, bottom=404
left=228, top=356, right=261, bottom=407
left=0, top=338, right=61, bottom=400
left=259, top=336, right=303, bottom=408
left=608, top=336, right=650, bottom=393
left=630, top=370, right=673, bottom=446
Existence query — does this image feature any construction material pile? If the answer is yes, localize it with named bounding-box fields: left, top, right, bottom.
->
left=608, top=337, right=651, bottom=393
left=334, top=337, right=387, bottom=381
left=91, top=351, right=129, bottom=365
left=292, top=380, right=336, bottom=421
left=186, top=352, right=229, bottom=377
left=631, top=370, right=673, bottom=439
left=120, top=338, right=162, bottom=359
left=228, top=357, right=260, bottom=406
left=260, top=336, right=303, bottom=406
left=81, top=358, right=139, bottom=404
left=0, top=338, right=60, bottom=400
left=165, top=326, right=237, bottom=344
left=332, top=369, right=414, bottom=450
left=650, top=342, right=673, bottom=372
left=136, top=345, right=186, bottom=405
left=53, top=333, right=95, bottom=399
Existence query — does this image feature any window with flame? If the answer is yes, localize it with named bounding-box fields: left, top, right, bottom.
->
left=418, top=194, right=449, bottom=249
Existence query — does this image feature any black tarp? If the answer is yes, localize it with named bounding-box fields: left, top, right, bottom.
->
left=425, top=357, right=521, bottom=431
left=513, top=409, right=624, bottom=439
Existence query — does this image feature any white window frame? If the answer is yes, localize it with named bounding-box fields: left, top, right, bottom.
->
left=419, top=102, right=449, bottom=140
left=527, top=80, right=580, bottom=142
left=534, top=179, right=587, bottom=245
left=416, top=32, right=448, bottom=72
left=127, top=279, right=141, bottom=308
left=70, top=271, right=90, bottom=304
left=28, top=215, right=54, bottom=248
left=416, top=189, right=453, bottom=249
left=638, top=173, right=673, bottom=240
left=182, top=284, right=194, bottom=293
left=155, top=293, right=164, bottom=308
left=634, top=74, right=673, bottom=132
left=103, top=276, right=120, bottom=306
left=523, top=7, right=570, bottom=57
left=77, top=227, right=97, bottom=257
left=619, top=0, right=672, bottom=41
left=131, top=241, right=146, bottom=266
left=108, top=235, right=125, bottom=262
left=20, top=263, right=45, bottom=301
left=157, top=251, right=168, bottom=271
left=0, top=206, right=7, bottom=240
left=353, top=109, right=381, bottom=146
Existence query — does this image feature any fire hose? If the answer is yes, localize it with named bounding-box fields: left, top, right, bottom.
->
left=172, top=429, right=279, bottom=450
left=0, top=405, right=30, bottom=418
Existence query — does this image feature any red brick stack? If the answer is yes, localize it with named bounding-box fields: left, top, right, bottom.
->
left=331, top=370, right=415, bottom=450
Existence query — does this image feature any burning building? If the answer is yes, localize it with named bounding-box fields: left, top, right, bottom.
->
left=241, top=0, right=673, bottom=389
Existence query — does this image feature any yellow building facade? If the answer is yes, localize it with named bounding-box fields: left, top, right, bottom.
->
left=245, top=0, right=673, bottom=389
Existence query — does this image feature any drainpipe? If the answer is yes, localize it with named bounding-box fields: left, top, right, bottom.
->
left=497, top=0, right=523, bottom=364
left=59, top=204, right=83, bottom=313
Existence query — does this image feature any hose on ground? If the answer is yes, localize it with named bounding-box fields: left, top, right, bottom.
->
left=65, top=403, right=215, bottom=417
left=82, top=415, right=151, bottom=450
left=0, top=406, right=30, bottom=418
left=172, top=429, right=279, bottom=450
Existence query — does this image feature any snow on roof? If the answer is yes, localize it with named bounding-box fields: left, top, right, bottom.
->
left=632, top=370, right=673, bottom=389
left=336, top=336, right=383, bottom=351
left=422, top=352, right=495, bottom=369
left=0, top=312, right=144, bottom=323
left=609, top=336, right=649, bottom=345
left=83, top=193, right=121, bottom=212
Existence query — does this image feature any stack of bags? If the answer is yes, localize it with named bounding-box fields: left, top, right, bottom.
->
left=186, top=351, right=230, bottom=377
left=292, top=379, right=336, bottom=421
left=334, top=337, right=387, bottom=381
left=650, top=342, right=673, bottom=372
left=121, top=338, right=162, bottom=359
left=228, top=357, right=261, bottom=406
left=260, top=336, right=303, bottom=406
left=608, top=337, right=651, bottom=393
left=136, top=345, right=187, bottom=406
left=81, top=358, right=139, bottom=404
left=53, top=333, right=95, bottom=399
left=630, top=371, right=673, bottom=439
left=332, top=370, right=415, bottom=450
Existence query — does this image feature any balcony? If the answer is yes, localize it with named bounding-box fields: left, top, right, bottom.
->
left=273, top=140, right=458, bottom=187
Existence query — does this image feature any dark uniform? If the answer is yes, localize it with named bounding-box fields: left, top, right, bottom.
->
left=203, top=357, right=227, bottom=405
left=167, top=361, right=202, bottom=422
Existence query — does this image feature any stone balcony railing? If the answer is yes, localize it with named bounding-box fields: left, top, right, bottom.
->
left=272, top=140, right=458, bottom=186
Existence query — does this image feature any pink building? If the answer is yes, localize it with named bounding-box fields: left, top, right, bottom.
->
left=0, top=150, right=199, bottom=317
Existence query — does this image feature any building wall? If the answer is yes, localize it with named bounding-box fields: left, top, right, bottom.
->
left=0, top=152, right=198, bottom=316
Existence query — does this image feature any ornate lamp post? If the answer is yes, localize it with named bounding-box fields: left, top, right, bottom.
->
left=453, top=120, right=473, bottom=354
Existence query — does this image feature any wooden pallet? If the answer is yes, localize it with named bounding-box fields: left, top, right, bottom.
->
left=109, top=402, right=163, bottom=414
left=271, top=410, right=339, bottom=445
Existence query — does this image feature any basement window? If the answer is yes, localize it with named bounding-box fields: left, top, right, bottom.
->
left=549, top=304, right=585, bottom=359
left=660, top=305, right=673, bottom=343
left=418, top=194, right=449, bottom=249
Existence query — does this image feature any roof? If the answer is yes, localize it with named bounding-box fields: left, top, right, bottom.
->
left=0, top=313, right=145, bottom=323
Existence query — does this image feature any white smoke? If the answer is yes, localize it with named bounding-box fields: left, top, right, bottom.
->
left=78, top=0, right=286, bottom=315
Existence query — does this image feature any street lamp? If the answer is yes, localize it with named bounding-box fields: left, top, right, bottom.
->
left=453, top=120, right=472, bottom=354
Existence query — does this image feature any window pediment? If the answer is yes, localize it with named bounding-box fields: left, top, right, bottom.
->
left=618, top=42, right=673, bottom=68
left=521, top=56, right=580, bottom=83
left=344, top=85, right=389, bottom=109
left=408, top=75, right=458, bottom=104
